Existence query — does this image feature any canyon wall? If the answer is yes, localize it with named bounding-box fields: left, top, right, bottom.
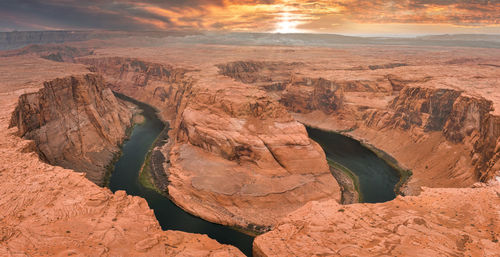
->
left=79, top=57, right=189, bottom=120
left=9, top=73, right=133, bottom=185
left=365, top=86, right=500, bottom=182
left=167, top=84, right=340, bottom=232
left=216, top=60, right=500, bottom=193
left=217, top=61, right=347, bottom=114
left=79, top=57, right=341, bottom=233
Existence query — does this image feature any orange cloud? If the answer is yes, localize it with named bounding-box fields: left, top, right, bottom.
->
left=0, top=0, right=498, bottom=33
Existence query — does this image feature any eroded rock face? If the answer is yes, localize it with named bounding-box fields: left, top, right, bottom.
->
left=80, top=57, right=186, bottom=87
left=254, top=183, right=500, bottom=257
left=78, top=57, right=190, bottom=121
left=216, top=59, right=499, bottom=192
left=167, top=85, right=340, bottom=232
left=0, top=136, right=244, bottom=257
left=80, top=57, right=341, bottom=233
left=280, top=77, right=344, bottom=114
left=365, top=86, right=500, bottom=182
left=9, top=74, right=132, bottom=185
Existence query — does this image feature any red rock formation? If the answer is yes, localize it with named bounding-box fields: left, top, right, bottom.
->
left=78, top=57, right=190, bottom=120
left=253, top=183, right=500, bottom=257
left=365, top=86, right=500, bottom=182
left=280, top=77, right=344, bottom=114
left=9, top=74, right=132, bottom=185
left=167, top=84, right=340, bottom=233
left=80, top=57, right=186, bottom=87
left=224, top=57, right=498, bottom=192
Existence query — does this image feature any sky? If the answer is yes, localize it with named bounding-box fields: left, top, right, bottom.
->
left=0, top=0, right=499, bottom=35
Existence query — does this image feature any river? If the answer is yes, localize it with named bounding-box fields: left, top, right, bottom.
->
left=306, top=126, right=400, bottom=203
left=108, top=96, right=254, bottom=256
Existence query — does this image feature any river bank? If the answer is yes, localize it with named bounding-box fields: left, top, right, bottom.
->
left=328, top=159, right=361, bottom=204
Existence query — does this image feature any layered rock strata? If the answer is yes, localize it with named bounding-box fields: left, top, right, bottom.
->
left=9, top=74, right=133, bottom=185
left=167, top=84, right=340, bottom=233
left=217, top=59, right=500, bottom=194
left=79, top=57, right=189, bottom=120
left=365, top=86, right=500, bottom=183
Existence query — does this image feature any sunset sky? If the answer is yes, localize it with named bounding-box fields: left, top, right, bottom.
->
left=1, top=0, right=499, bottom=35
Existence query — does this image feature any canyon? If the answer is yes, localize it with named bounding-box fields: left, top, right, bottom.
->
left=79, top=55, right=342, bottom=233
left=0, top=34, right=499, bottom=256
left=9, top=74, right=133, bottom=186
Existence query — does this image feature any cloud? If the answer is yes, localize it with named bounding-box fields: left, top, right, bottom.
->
left=0, top=0, right=498, bottom=33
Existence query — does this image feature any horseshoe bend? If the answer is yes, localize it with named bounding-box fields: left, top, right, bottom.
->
left=0, top=32, right=499, bottom=256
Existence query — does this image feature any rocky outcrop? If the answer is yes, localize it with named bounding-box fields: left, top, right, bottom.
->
left=216, top=61, right=299, bottom=84
left=217, top=60, right=392, bottom=93
left=217, top=59, right=499, bottom=192
left=364, top=86, right=500, bottom=182
left=0, top=40, right=244, bottom=257
left=9, top=74, right=132, bottom=185
left=385, top=74, right=433, bottom=91
left=254, top=183, right=500, bottom=257
left=217, top=61, right=346, bottom=114
left=444, top=96, right=500, bottom=181
left=80, top=57, right=186, bottom=86
left=217, top=61, right=402, bottom=116
left=166, top=84, right=341, bottom=233
left=78, top=57, right=190, bottom=120
left=280, top=77, right=344, bottom=114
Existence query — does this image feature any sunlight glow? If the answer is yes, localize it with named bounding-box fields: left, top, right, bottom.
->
left=274, top=12, right=302, bottom=33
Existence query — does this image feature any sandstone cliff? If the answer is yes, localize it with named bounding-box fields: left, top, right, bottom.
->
left=167, top=84, right=340, bottom=232
left=78, top=57, right=189, bottom=120
left=79, top=57, right=341, bottom=234
left=365, top=86, right=500, bottom=182
left=217, top=61, right=347, bottom=114
left=217, top=59, right=500, bottom=193
left=279, top=77, right=344, bottom=114
left=9, top=74, right=132, bottom=185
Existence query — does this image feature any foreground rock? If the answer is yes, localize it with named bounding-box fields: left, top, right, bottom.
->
left=9, top=74, right=132, bottom=185
left=0, top=142, right=243, bottom=256
left=254, top=183, right=500, bottom=256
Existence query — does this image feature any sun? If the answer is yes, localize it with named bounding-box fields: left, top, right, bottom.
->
left=274, top=12, right=301, bottom=33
